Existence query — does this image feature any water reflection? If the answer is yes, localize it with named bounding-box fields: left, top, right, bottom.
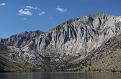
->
left=0, top=72, right=121, bottom=79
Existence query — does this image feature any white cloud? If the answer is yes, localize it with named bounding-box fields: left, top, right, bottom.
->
left=56, top=6, right=67, bottom=12
left=18, top=5, right=46, bottom=16
left=38, top=11, right=46, bottom=16
left=0, top=3, right=6, bottom=6
left=18, top=9, right=32, bottom=16
left=26, top=6, right=40, bottom=10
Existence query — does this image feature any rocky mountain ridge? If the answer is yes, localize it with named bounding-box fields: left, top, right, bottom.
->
left=0, top=13, right=121, bottom=71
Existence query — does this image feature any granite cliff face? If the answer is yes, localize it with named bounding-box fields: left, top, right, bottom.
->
left=43, top=14, right=121, bottom=57
left=1, top=13, right=121, bottom=71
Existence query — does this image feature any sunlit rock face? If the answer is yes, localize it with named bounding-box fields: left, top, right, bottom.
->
left=1, top=13, right=121, bottom=67
left=36, top=14, right=121, bottom=57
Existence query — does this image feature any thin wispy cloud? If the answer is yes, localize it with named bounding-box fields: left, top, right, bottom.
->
left=18, top=9, right=32, bottom=16
left=18, top=5, right=45, bottom=16
left=56, top=6, right=67, bottom=12
left=26, top=6, right=40, bottom=10
left=38, top=11, right=46, bottom=16
left=0, top=3, right=6, bottom=6
left=23, top=17, right=27, bottom=20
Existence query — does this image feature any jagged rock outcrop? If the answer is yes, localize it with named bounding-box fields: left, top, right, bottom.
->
left=1, top=13, right=121, bottom=71
left=41, top=14, right=121, bottom=57
left=0, top=43, right=21, bottom=72
left=0, top=30, right=43, bottom=48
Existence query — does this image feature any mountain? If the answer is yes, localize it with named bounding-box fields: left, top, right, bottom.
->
left=0, top=13, right=121, bottom=72
left=0, top=43, right=23, bottom=72
left=79, top=34, right=121, bottom=72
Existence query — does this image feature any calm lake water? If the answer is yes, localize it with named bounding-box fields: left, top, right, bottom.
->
left=0, top=72, right=121, bottom=79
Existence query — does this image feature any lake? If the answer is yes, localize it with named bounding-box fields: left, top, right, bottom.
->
left=0, top=72, right=121, bottom=79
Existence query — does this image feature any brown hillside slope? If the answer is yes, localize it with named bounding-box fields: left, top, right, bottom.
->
left=78, top=34, right=121, bottom=72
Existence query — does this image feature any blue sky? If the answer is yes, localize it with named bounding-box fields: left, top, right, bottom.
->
left=0, top=0, right=121, bottom=38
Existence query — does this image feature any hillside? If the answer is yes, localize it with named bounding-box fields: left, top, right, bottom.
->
left=83, top=34, right=121, bottom=72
